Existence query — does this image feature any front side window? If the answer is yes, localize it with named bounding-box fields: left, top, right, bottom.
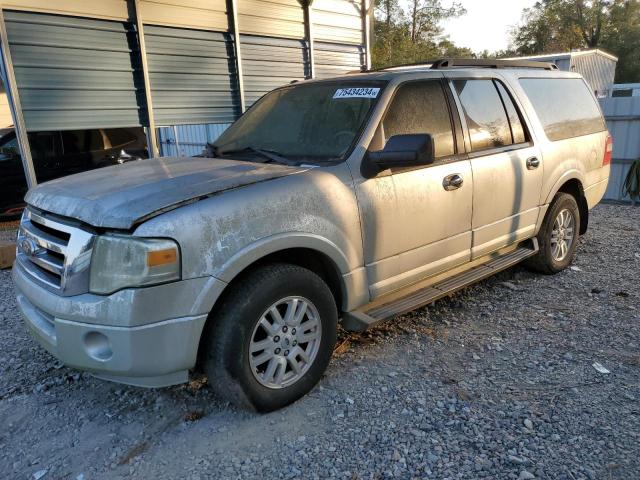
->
left=213, top=82, right=385, bottom=163
left=381, top=81, right=455, bottom=158
left=0, top=135, right=20, bottom=158
left=454, top=79, right=513, bottom=151
left=519, top=78, right=605, bottom=141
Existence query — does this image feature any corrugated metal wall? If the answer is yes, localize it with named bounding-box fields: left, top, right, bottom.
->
left=600, top=96, right=640, bottom=203
left=0, top=0, right=130, bottom=21
left=139, top=0, right=228, bottom=32
left=553, top=57, right=571, bottom=71
left=1, top=0, right=371, bottom=175
left=572, top=54, right=617, bottom=97
left=238, top=0, right=304, bottom=39
left=312, top=0, right=363, bottom=44
left=158, top=122, right=230, bottom=156
left=144, top=25, right=239, bottom=125
left=4, top=10, right=147, bottom=131
left=240, top=34, right=310, bottom=106
left=314, top=41, right=364, bottom=79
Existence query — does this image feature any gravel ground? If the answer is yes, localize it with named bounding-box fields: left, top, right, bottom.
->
left=0, top=222, right=18, bottom=243
left=1, top=203, right=638, bottom=480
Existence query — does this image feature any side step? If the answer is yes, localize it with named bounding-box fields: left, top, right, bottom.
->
left=342, top=239, right=538, bottom=332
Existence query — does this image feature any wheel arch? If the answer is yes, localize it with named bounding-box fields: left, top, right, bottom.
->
left=555, top=178, right=589, bottom=235
left=195, top=236, right=353, bottom=367
left=544, top=170, right=589, bottom=235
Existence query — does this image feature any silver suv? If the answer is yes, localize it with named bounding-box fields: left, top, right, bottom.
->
left=13, top=59, right=612, bottom=411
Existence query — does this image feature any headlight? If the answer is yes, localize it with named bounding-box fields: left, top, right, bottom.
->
left=89, top=235, right=180, bottom=294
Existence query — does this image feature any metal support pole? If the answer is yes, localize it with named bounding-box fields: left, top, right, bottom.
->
left=304, top=1, right=315, bottom=79
left=229, top=0, right=246, bottom=113
left=132, top=0, right=159, bottom=158
left=361, top=0, right=372, bottom=71
left=0, top=8, right=37, bottom=188
left=172, top=125, right=180, bottom=156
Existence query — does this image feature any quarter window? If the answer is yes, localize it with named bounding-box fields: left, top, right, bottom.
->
left=382, top=81, right=455, bottom=158
left=519, top=78, right=605, bottom=141
left=453, top=79, right=513, bottom=151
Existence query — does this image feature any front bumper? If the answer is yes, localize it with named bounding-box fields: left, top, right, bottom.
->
left=13, top=262, right=224, bottom=387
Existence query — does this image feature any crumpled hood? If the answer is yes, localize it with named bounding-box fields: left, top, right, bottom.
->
left=26, top=156, right=305, bottom=229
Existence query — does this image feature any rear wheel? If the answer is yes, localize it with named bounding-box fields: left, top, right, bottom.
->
left=202, top=263, right=337, bottom=412
left=525, top=192, right=580, bottom=274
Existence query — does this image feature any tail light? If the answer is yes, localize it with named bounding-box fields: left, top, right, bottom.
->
left=603, top=134, right=613, bottom=166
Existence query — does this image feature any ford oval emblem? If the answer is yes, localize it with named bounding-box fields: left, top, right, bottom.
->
left=20, top=238, right=41, bottom=256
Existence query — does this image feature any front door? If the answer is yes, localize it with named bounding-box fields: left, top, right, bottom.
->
left=354, top=79, right=473, bottom=298
left=448, top=76, right=544, bottom=258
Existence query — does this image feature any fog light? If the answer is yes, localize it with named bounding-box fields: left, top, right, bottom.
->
left=84, top=331, right=113, bottom=361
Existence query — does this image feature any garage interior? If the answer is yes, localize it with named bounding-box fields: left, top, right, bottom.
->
left=0, top=0, right=372, bottom=229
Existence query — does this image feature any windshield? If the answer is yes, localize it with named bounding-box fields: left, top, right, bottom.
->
left=212, top=81, right=386, bottom=163
left=0, top=134, right=19, bottom=156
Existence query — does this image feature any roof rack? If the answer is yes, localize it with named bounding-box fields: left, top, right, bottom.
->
left=379, top=58, right=558, bottom=72
left=431, top=58, right=558, bottom=70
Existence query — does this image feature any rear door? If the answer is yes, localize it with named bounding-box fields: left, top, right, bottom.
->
left=447, top=74, right=543, bottom=258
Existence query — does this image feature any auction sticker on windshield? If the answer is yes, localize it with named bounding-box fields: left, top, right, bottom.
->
left=333, top=87, right=380, bottom=99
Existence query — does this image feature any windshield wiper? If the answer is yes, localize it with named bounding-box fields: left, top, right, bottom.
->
left=215, top=146, right=299, bottom=166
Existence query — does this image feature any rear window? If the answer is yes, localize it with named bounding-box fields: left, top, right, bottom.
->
left=520, top=78, right=605, bottom=141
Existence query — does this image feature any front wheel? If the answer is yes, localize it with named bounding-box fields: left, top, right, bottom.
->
left=202, top=263, right=337, bottom=412
left=525, top=192, right=580, bottom=274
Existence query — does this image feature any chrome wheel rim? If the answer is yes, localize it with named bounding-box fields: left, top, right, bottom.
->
left=551, top=208, right=575, bottom=262
left=249, top=296, right=322, bottom=389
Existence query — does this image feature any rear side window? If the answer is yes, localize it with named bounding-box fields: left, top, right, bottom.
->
left=520, top=78, right=605, bottom=141
left=453, top=79, right=513, bottom=151
left=383, top=81, right=455, bottom=158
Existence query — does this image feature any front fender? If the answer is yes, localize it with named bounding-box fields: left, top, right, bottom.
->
left=215, top=232, right=351, bottom=282
left=212, top=232, right=370, bottom=311
left=133, top=164, right=367, bottom=310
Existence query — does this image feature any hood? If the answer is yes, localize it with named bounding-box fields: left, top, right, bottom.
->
left=26, top=156, right=306, bottom=229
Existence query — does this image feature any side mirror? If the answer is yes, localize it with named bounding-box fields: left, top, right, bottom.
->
left=362, top=134, right=435, bottom=178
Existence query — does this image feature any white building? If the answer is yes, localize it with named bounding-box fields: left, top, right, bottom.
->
left=507, top=49, right=618, bottom=98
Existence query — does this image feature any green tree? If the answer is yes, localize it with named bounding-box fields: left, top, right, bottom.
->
left=408, top=0, right=465, bottom=43
left=510, top=0, right=583, bottom=54
left=601, top=0, right=640, bottom=82
left=510, top=0, right=640, bottom=82
left=372, top=0, right=467, bottom=69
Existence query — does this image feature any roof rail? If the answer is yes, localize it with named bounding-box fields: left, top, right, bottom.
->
left=430, top=58, right=558, bottom=70
left=379, top=58, right=558, bottom=72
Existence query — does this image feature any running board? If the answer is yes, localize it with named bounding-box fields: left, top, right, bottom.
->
left=342, top=239, right=538, bottom=332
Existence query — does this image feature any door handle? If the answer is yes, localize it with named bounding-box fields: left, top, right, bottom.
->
left=526, top=157, right=540, bottom=170
left=443, top=174, right=464, bottom=191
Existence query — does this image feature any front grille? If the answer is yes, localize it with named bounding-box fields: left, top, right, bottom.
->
left=17, top=207, right=95, bottom=296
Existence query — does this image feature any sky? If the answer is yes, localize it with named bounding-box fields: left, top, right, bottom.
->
left=440, top=0, right=538, bottom=53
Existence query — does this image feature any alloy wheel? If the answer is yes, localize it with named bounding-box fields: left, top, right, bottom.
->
left=248, top=296, right=322, bottom=389
left=551, top=208, right=575, bottom=261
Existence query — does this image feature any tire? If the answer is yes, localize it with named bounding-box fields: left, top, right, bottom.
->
left=202, top=263, right=337, bottom=412
left=525, top=192, right=581, bottom=274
